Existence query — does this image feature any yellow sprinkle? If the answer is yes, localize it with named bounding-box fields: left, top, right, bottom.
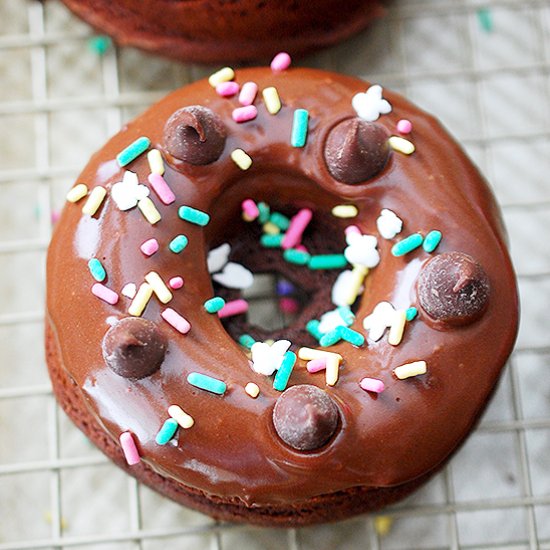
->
left=264, top=339, right=275, bottom=346
left=128, top=282, right=153, bottom=317
left=231, top=149, right=252, bottom=170
left=325, top=355, right=340, bottom=386
left=298, top=347, right=342, bottom=362
left=374, top=515, right=393, bottom=537
left=144, top=271, right=173, bottom=304
left=343, top=265, right=368, bottom=306
left=245, top=382, right=260, bottom=398
left=242, top=212, right=255, bottom=222
left=137, top=197, right=161, bottom=224
left=331, top=205, right=358, bottom=219
left=389, top=136, right=415, bottom=155
left=263, top=222, right=280, bottom=235
left=208, top=67, right=235, bottom=88
left=388, top=310, right=407, bottom=346
left=262, top=86, right=282, bottom=115
left=168, top=405, right=194, bottom=429
left=147, top=149, right=165, bottom=175
left=394, top=360, right=427, bottom=380
left=66, top=183, right=88, bottom=203
left=82, top=186, right=106, bottom=216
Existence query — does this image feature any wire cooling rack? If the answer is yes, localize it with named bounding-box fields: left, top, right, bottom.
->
left=0, top=0, right=549, bottom=548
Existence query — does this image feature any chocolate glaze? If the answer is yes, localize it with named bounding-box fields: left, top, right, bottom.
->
left=46, top=68, right=519, bottom=507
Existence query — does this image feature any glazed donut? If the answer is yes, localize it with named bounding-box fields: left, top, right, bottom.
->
left=46, top=63, right=519, bottom=526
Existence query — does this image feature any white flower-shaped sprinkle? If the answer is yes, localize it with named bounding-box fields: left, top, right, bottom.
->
left=207, top=243, right=231, bottom=274
left=207, top=243, right=254, bottom=289
left=344, top=232, right=380, bottom=268
left=318, top=309, right=347, bottom=334
left=377, top=209, right=403, bottom=239
left=250, top=340, right=291, bottom=376
left=111, top=171, right=150, bottom=211
left=352, top=84, right=392, bottom=122
left=363, top=301, right=396, bottom=342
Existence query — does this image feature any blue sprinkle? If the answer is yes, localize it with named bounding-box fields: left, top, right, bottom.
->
left=391, top=233, right=423, bottom=257
left=406, top=307, right=418, bottom=321
left=276, top=279, right=295, bottom=296
left=319, top=328, right=343, bottom=347
left=88, top=258, right=106, bottom=282
left=169, top=234, right=189, bottom=253
left=187, top=372, right=226, bottom=395
left=423, top=230, right=442, bottom=253
left=155, top=418, right=179, bottom=445
left=273, top=351, right=296, bottom=392
left=116, top=136, right=150, bottom=167
left=238, top=334, right=256, bottom=349
left=306, top=319, right=323, bottom=341
left=291, top=109, right=309, bottom=148
left=258, top=202, right=270, bottom=224
left=337, top=306, right=355, bottom=326
left=337, top=325, right=365, bottom=347
left=178, top=205, right=210, bottom=226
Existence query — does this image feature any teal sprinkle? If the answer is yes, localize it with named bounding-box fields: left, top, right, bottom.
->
left=477, top=7, right=493, bottom=32
left=291, top=109, right=309, bottom=148
left=178, top=205, right=210, bottom=226
left=260, top=234, right=284, bottom=248
left=391, top=233, right=423, bottom=257
left=270, top=212, right=290, bottom=230
left=337, top=326, right=365, bottom=347
left=273, top=351, right=296, bottom=392
left=306, top=319, right=323, bottom=341
left=116, top=136, right=150, bottom=167
left=406, top=307, right=418, bottom=321
left=88, top=258, right=106, bottom=282
left=204, top=297, right=225, bottom=313
left=238, top=334, right=256, bottom=349
left=88, top=35, right=112, bottom=56
left=423, top=230, right=442, bottom=253
left=319, top=328, right=343, bottom=347
left=258, top=202, right=270, bottom=224
left=308, top=254, right=348, bottom=270
left=283, top=248, right=310, bottom=265
left=155, top=418, right=179, bottom=446
left=169, top=235, right=188, bottom=253
left=337, top=306, right=355, bottom=326
left=187, top=372, right=226, bottom=395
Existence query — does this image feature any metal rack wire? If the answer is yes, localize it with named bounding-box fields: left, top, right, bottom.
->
left=0, top=0, right=549, bottom=548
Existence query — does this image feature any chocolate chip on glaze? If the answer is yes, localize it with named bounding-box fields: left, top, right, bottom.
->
left=163, top=106, right=226, bottom=165
left=324, top=118, right=390, bottom=184
left=102, top=317, right=168, bottom=379
left=417, top=252, right=490, bottom=327
left=273, top=385, right=339, bottom=451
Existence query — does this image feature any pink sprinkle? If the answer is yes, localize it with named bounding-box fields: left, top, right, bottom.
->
left=162, top=308, right=191, bottom=334
left=295, top=244, right=309, bottom=254
left=232, top=105, right=258, bottom=123
left=282, top=208, right=312, bottom=249
left=140, top=238, right=159, bottom=256
left=345, top=225, right=362, bottom=239
left=242, top=198, right=259, bottom=220
left=396, top=119, right=413, bottom=135
left=51, top=210, right=60, bottom=224
left=360, top=377, right=385, bottom=394
left=279, top=297, right=299, bottom=314
left=119, top=432, right=140, bottom=466
left=148, top=173, right=175, bottom=205
left=239, top=81, right=258, bottom=106
left=307, top=358, right=327, bottom=373
left=216, top=81, right=240, bottom=97
left=218, top=299, right=249, bottom=318
left=91, top=283, right=119, bottom=305
left=169, top=276, right=184, bottom=289
left=271, top=52, right=292, bottom=72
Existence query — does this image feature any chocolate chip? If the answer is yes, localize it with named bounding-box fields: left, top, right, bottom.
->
left=102, top=317, right=168, bottom=379
left=417, top=252, right=490, bottom=326
left=163, top=106, right=226, bottom=165
left=324, top=118, right=390, bottom=184
left=273, top=384, right=339, bottom=451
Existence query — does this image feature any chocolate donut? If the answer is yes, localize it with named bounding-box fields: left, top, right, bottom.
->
left=46, top=63, right=519, bottom=526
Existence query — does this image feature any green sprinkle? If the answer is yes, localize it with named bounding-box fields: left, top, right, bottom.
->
left=477, top=7, right=493, bottom=32
left=391, top=233, right=423, bottom=257
left=116, top=136, right=150, bottom=167
left=270, top=212, right=290, bottom=230
left=258, top=202, right=270, bottom=224
left=204, top=297, right=225, bottom=313
left=337, top=306, right=355, bottom=326
left=423, top=230, right=442, bottom=253
left=337, top=326, right=365, bottom=347
left=178, top=205, right=210, bottom=226
left=406, top=307, right=418, bottom=321
left=308, top=254, right=348, bottom=270
left=155, top=418, right=179, bottom=445
left=273, top=351, right=296, bottom=391
left=284, top=248, right=310, bottom=265
left=88, top=258, right=106, bottom=282
left=88, top=35, right=112, bottom=56
left=291, top=109, right=309, bottom=148
left=169, top=235, right=189, bottom=253
left=187, top=372, right=226, bottom=395
left=261, top=234, right=284, bottom=248
left=306, top=319, right=323, bottom=341
left=239, top=334, right=256, bottom=349
left=319, top=328, right=343, bottom=347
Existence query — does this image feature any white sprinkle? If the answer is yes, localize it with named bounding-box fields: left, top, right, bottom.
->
left=121, top=283, right=137, bottom=299
left=352, top=84, right=392, bottom=122
left=344, top=233, right=380, bottom=268
left=111, top=171, right=150, bottom=211
left=376, top=209, right=403, bottom=239
left=363, top=301, right=396, bottom=342
left=251, top=340, right=291, bottom=376
left=212, top=262, right=254, bottom=289
left=207, top=243, right=231, bottom=274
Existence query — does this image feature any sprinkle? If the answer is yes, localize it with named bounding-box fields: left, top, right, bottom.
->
left=216, top=81, right=239, bottom=97
left=66, top=183, right=88, bottom=203
left=239, top=334, right=256, bottom=349
left=88, top=258, right=106, bottom=282
left=363, top=301, right=395, bottom=342
left=116, top=136, right=150, bottom=167
left=128, top=283, right=153, bottom=316
left=343, top=265, right=368, bottom=305
left=161, top=308, right=191, bottom=334
left=232, top=105, right=258, bottom=123
left=283, top=248, right=310, bottom=265
left=208, top=67, right=235, bottom=88
left=270, top=52, right=291, bottom=72
left=242, top=199, right=259, bottom=221
left=291, top=109, right=309, bottom=148
left=260, top=234, right=284, bottom=248
left=406, top=307, right=418, bottom=321
left=477, top=7, right=493, bottom=32
left=155, top=418, right=179, bottom=445
left=111, top=171, right=149, bottom=211
left=297, top=347, right=343, bottom=363
left=82, top=186, right=106, bottom=216
left=279, top=297, right=299, bottom=314
left=262, top=86, right=282, bottom=115
left=91, top=283, right=118, bottom=305
left=345, top=225, right=362, bottom=239
left=282, top=208, right=312, bottom=249
left=377, top=209, right=403, bottom=240
left=374, top=516, right=394, bottom=537
left=263, top=222, right=280, bottom=235
left=332, top=205, right=358, bottom=219
left=169, top=234, right=189, bottom=253
left=388, top=310, right=407, bottom=346
left=306, top=358, right=327, bottom=373
left=239, top=81, right=258, bottom=105
left=338, top=305, right=355, bottom=325
left=168, top=405, right=194, bottom=429
left=218, top=299, right=248, bottom=318
left=187, top=372, right=226, bottom=395
left=270, top=212, right=290, bottom=230
left=147, top=149, right=165, bottom=175
left=423, top=230, right=442, bottom=253
left=119, top=432, right=140, bottom=465
left=245, top=382, right=260, bottom=398
left=389, top=136, right=415, bottom=155
left=257, top=202, right=270, bottom=224
left=319, top=329, right=342, bottom=348
left=396, top=119, right=413, bottom=135
left=360, top=377, right=385, bottom=394
left=148, top=173, right=175, bottom=205
left=352, top=84, right=392, bottom=122
left=89, top=35, right=111, bottom=56
left=338, top=326, right=365, bottom=347
left=273, top=351, right=296, bottom=391
left=140, top=238, right=159, bottom=256
left=178, top=205, right=210, bottom=226
left=204, top=297, right=226, bottom=313
left=212, top=262, right=253, bottom=289
left=231, top=149, right=252, bottom=170
left=308, top=254, right=348, bottom=270
left=391, top=233, right=423, bottom=256
left=121, top=283, right=137, bottom=299
left=144, top=271, right=173, bottom=304
left=137, top=197, right=161, bottom=224
left=325, top=355, right=340, bottom=386
left=394, top=360, right=427, bottom=380
left=306, top=319, right=323, bottom=341
left=277, top=280, right=295, bottom=296
left=296, top=244, right=309, bottom=254
left=169, top=276, right=184, bottom=289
